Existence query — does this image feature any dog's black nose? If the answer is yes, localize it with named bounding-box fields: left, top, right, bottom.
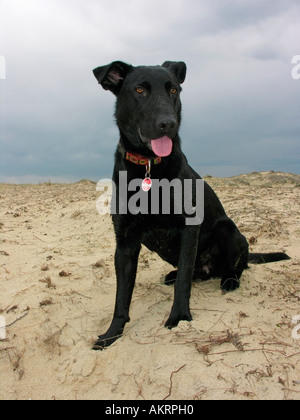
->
left=157, top=118, right=177, bottom=134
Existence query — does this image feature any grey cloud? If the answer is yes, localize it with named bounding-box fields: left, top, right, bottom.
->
left=1, top=0, right=300, bottom=183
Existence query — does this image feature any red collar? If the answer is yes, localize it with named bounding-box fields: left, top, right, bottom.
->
left=118, top=142, right=162, bottom=166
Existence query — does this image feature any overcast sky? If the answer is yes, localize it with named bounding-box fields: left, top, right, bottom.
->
left=0, top=0, right=300, bottom=183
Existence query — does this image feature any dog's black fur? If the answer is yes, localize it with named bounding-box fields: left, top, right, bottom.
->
left=92, top=61, right=290, bottom=349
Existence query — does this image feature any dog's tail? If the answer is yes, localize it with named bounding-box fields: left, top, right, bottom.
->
left=248, top=252, right=291, bottom=265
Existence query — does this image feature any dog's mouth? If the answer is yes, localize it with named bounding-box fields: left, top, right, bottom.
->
left=138, top=129, right=173, bottom=157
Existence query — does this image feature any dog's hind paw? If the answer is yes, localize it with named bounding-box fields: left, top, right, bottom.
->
left=221, top=275, right=240, bottom=292
left=93, top=333, right=121, bottom=350
left=164, top=270, right=177, bottom=286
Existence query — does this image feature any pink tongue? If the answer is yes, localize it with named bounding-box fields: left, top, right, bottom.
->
left=151, top=136, right=173, bottom=157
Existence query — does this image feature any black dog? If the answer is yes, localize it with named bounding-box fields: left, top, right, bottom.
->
left=92, top=61, right=290, bottom=349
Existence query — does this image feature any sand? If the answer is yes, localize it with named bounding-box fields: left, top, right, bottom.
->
left=0, top=171, right=299, bottom=400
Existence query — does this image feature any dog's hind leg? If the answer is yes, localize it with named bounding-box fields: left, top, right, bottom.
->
left=93, top=241, right=141, bottom=350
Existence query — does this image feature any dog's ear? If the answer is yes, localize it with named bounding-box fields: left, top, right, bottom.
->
left=93, top=61, right=133, bottom=95
left=162, top=61, right=187, bottom=84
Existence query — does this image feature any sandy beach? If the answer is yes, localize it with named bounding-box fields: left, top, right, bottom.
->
left=0, top=171, right=299, bottom=400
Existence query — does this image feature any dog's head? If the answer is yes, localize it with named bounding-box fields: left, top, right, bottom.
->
left=93, top=61, right=187, bottom=157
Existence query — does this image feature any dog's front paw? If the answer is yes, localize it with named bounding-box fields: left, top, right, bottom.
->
left=165, top=309, right=192, bottom=329
left=93, top=333, right=121, bottom=350
left=221, top=275, right=240, bottom=292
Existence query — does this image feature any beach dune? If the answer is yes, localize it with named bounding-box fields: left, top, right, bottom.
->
left=0, top=171, right=299, bottom=400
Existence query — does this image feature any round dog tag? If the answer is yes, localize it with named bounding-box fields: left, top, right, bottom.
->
left=142, top=177, right=152, bottom=192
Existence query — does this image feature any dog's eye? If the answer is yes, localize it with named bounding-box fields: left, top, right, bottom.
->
left=136, top=87, right=144, bottom=94
left=170, top=87, right=177, bottom=95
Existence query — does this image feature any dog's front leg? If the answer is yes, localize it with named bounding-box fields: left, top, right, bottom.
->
left=93, top=241, right=141, bottom=349
left=165, top=225, right=200, bottom=329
